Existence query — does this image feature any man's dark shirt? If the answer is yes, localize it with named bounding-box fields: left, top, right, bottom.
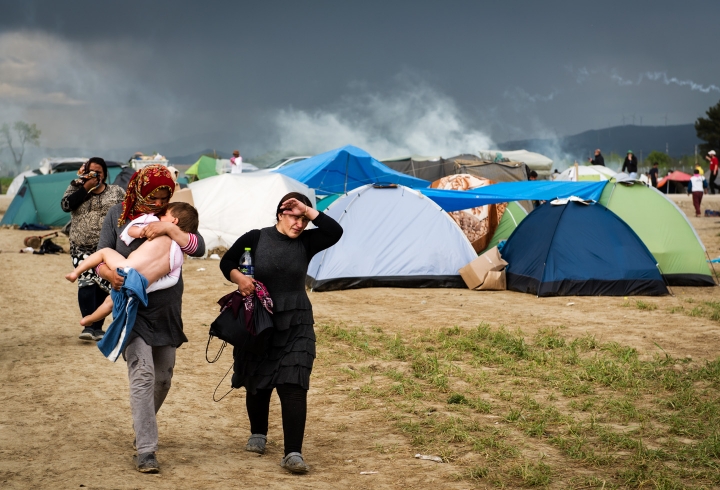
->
left=649, top=167, right=659, bottom=187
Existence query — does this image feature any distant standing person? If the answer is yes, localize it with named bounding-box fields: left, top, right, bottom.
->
left=231, top=150, right=243, bottom=175
left=706, top=150, right=719, bottom=194
left=689, top=169, right=705, bottom=217
left=61, top=157, right=125, bottom=341
left=589, top=149, right=605, bottom=166
left=622, top=150, right=638, bottom=179
left=649, top=162, right=659, bottom=188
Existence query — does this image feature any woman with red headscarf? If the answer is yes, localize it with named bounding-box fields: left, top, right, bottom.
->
left=96, top=165, right=205, bottom=473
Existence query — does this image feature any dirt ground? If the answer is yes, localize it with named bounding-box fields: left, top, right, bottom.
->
left=0, top=194, right=718, bottom=489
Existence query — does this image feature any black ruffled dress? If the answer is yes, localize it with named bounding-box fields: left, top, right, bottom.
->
left=219, top=213, right=342, bottom=394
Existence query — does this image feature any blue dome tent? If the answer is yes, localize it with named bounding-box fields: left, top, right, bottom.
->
left=274, top=145, right=429, bottom=195
left=307, top=184, right=477, bottom=291
left=502, top=199, right=668, bottom=297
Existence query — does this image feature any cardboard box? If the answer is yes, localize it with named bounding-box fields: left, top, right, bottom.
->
left=476, top=270, right=506, bottom=291
left=458, top=246, right=508, bottom=290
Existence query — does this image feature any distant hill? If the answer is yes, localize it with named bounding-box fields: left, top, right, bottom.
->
left=499, top=124, right=702, bottom=161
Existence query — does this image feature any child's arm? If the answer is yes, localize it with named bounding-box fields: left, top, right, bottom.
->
left=140, top=222, right=190, bottom=248
left=126, top=225, right=144, bottom=239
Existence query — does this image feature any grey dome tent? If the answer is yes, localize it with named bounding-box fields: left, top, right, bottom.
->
left=307, top=184, right=477, bottom=291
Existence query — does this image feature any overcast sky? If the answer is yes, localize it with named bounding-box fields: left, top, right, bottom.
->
left=1, top=0, right=719, bottom=159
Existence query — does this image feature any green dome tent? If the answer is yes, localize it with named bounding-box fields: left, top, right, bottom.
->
left=185, top=155, right=219, bottom=181
left=599, top=180, right=716, bottom=286
left=482, top=201, right=528, bottom=253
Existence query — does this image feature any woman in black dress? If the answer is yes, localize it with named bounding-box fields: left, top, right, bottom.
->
left=219, top=192, right=342, bottom=474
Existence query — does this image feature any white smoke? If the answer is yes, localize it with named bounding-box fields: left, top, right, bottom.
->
left=643, top=71, right=720, bottom=94
left=572, top=67, right=720, bottom=94
left=273, top=84, right=494, bottom=159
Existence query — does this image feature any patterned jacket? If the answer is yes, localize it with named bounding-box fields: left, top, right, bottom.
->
left=61, top=183, right=125, bottom=248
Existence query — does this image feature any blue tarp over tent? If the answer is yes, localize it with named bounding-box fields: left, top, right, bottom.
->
left=419, top=181, right=608, bottom=212
left=502, top=200, right=668, bottom=297
left=274, top=145, right=430, bottom=194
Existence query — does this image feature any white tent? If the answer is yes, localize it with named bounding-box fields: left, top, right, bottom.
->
left=478, top=149, right=553, bottom=175
left=189, top=173, right=314, bottom=250
left=6, top=170, right=40, bottom=197
left=307, top=184, right=477, bottom=291
left=555, top=164, right=616, bottom=182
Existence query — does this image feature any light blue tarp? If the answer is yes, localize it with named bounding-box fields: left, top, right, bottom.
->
left=419, top=181, right=608, bottom=212
left=274, top=145, right=430, bottom=194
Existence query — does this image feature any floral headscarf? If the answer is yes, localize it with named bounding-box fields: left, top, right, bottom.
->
left=118, top=164, right=175, bottom=226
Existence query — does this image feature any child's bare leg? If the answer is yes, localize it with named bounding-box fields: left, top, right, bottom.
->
left=80, top=295, right=113, bottom=326
left=66, top=247, right=128, bottom=282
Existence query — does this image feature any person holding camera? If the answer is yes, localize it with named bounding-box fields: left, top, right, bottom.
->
left=61, top=157, right=125, bottom=342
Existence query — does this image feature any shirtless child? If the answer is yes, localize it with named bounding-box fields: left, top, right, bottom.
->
left=66, top=202, right=199, bottom=326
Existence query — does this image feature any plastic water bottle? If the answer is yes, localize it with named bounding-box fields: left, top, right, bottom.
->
left=240, top=247, right=254, bottom=278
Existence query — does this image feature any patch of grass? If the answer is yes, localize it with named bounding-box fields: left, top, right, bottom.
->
left=316, top=322, right=720, bottom=488
left=509, top=460, right=552, bottom=486
left=636, top=299, right=658, bottom=311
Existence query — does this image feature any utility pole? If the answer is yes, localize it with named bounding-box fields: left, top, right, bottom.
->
left=631, top=114, right=636, bottom=125
left=663, top=114, right=668, bottom=126
left=666, top=142, right=669, bottom=155
left=621, top=115, right=626, bottom=125
left=695, top=144, right=698, bottom=165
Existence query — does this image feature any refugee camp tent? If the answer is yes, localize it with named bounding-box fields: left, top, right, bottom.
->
left=7, top=160, right=124, bottom=197
left=478, top=150, right=553, bottom=176
left=381, top=156, right=454, bottom=182
left=6, top=170, right=40, bottom=197
left=657, top=171, right=692, bottom=194
left=189, top=173, right=314, bottom=250
left=599, top=180, right=715, bottom=286
left=185, top=156, right=220, bottom=181
left=555, top=165, right=617, bottom=182
left=502, top=199, right=668, bottom=297
left=316, top=193, right=341, bottom=211
left=307, top=184, right=477, bottom=291
left=185, top=155, right=258, bottom=180
left=482, top=201, right=527, bottom=253
left=275, top=145, right=430, bottom=195
left=446, top=154, right=531, bottom=182
left=431, top=174, right=507, bottom=253
left=1, top=167, right=123, bottom=227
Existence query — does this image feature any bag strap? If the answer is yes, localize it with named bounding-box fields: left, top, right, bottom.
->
left=212, top=362, right=235, bottom=402
left=205, top=335, right=226, bottom=363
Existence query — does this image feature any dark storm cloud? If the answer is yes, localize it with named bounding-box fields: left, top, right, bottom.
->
left=1, top=0, right=719, bottom=160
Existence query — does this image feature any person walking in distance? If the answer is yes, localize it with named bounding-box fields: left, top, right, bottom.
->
left=706, top=150, right=719, bottom=195
left=689, top=169, right=705, bottom=217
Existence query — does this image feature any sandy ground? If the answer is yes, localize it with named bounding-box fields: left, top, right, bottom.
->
left=0, top=193, right=719, bottom=489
